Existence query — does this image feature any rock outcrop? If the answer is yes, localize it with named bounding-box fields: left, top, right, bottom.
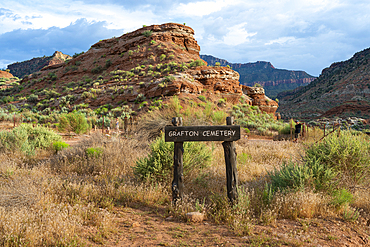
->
left=7, top=51, right=72, bottom=78
left=10, top=23, right=277, bottom=116
left=242, top=85, right=278, bottom=114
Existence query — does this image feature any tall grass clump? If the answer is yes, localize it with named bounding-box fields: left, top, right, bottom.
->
left=0, top=124, right=62, bottom=155
left=58, top=112, right=90, bottom=134
left=134, top=134, right=212, bottom=182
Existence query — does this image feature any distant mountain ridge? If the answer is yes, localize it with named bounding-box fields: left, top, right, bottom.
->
left=7, top=51, right=72, bottom=78
left=200, top=55, right=316, bottom=98
left=278, top=47, right=370, bottom=120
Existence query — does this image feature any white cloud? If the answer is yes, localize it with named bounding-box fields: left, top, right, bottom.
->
left=223, top=23, right=257, bottom=46
left=265, top=36, right=296, bottom=46
left=0, top=0, right=158, bottom=35
left=174, top=0, right=241, bottom=17
left=1, top=0, right=370, bottom=76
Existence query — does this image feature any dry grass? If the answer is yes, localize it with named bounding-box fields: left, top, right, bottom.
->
left=0, top=125, right=369, bottom=245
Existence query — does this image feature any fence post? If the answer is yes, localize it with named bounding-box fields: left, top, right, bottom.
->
left=222, top=117, right=238, bottom=204
left=172, top=117, right=184, bottom=204
left=290, top=119, right=293, bottom=141
left=102, top=116, right=105, bottom=134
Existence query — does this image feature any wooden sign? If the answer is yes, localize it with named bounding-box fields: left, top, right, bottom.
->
left=165, top=125, right=240, bottom=142
left=168, top=117, right=239, bottom=205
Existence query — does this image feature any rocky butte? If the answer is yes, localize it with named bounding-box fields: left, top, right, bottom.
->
left=9, top=23, right=278, bottom=116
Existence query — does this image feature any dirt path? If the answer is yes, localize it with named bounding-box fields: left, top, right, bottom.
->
left=80, top=204, right=370, bottom=246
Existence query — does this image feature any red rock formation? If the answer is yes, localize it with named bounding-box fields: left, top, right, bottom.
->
left=15, top=23, right=278, bottom=115
left=242, top=85, right=278, bottom=115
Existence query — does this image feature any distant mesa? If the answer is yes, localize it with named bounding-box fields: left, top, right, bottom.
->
left=200, top=55, right=316, bottom=99
left=278, top=47, right=370, bottom=120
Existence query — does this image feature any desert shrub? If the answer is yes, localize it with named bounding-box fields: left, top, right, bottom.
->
left=81, top=91, right=95, bottom=99
left=198, top=95, right=207, bottom=102
left=86, top=147, right=103, bottom=158
left=105, top=59, right=112, bottom=68
left=52, top=141, right=70, bottom=153
left=330, top=188, right=354, bottom=208
left=142, top=30, right=153, bottom=37
left=211, top=110, right=228, bottom=125
left=305, top=130, right=370, bottom=184
left=134, top=135, right=212, bottom=182
left=1, top=96, right=14, bottom=104
left=91, top=65, right=103, bottom=74
left=189, top=59, right=206, bottom=67
left=0, top=124, right=62, bottom=155
left=73, top=51, right=84, bottom=58
left=268, top=159, right=337, bottom=193
left=159, top=54, right=166, bottom=61
left=58, top=112, right=90, bottom=134
left=96, top=117, right=111, bottom=128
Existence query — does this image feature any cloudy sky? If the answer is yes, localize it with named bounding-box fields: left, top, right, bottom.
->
left=1, top=0, right=370, bottom=76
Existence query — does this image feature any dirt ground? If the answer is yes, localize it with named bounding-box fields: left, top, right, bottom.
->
left=78, top=203, right=370, bottom=247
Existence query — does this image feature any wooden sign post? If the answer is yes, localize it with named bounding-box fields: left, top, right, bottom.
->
left=171, top=117, right=184, bottom=203
left=222, top=117, right=238, bottom=203
left=165, top=117, right=240, bottom=204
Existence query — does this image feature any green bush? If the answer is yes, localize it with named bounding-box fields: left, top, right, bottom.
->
left=268, top=162, right=311, bottom=191
left=268, top=159, right=337, bottom=193
left=134, top=135, right=212, bottom=182
left=58, top=112, right=90, bottom=134
left=330, top=188, right=354, bottom=208
left=86, top=147, right=103, bottom=158
left=211, top=110, right=228, bottom=125
left=0, top=124, right=62, bottom=155
left=198, top=95, right=207, bottom=102
left=305, top=130, right=370, bottom=184
left=53, top=141, right=70, bottom=153
left=142, top=30, right=153, bottom=37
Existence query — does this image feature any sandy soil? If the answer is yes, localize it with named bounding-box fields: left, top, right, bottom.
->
left=79, top=203, right=370, bottom=246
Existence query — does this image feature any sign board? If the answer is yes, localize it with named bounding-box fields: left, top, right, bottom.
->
left=165, top=125, right=241, bottom=142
